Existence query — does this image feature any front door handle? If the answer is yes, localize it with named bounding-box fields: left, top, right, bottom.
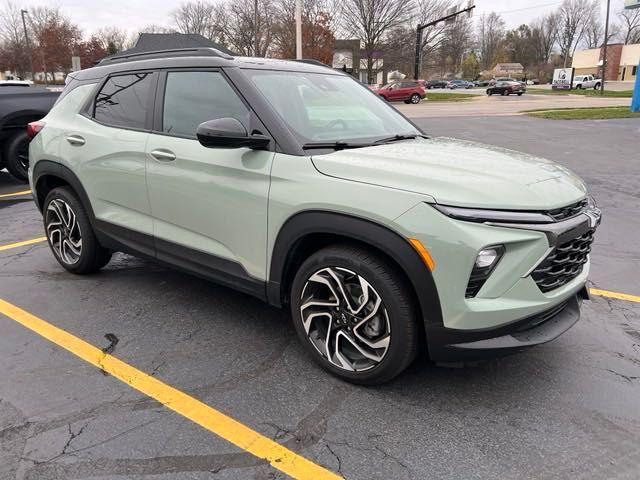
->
left=65, top=135, right=85, bottom=146
left=150, top=149, right=176, bottom=162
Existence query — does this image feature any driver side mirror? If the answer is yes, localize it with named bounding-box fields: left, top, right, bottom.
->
left=196, top=118, right=270, bottom=150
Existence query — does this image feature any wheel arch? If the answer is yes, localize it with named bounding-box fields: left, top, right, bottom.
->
left=32, top=160, right=95, bottom=223
left=268, top=210, right=444, bottom=333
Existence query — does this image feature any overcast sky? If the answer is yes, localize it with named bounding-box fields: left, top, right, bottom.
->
left=17, top=0, right=628, bottom=37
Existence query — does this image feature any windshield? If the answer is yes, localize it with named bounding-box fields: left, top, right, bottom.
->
left=244, top=70, right=420, bottom=144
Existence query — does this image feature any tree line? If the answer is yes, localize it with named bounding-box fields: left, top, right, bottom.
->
left=1, top=0, right=639, bottom=83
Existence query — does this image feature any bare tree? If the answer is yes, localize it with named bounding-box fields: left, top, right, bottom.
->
left=211, top=0, right=276, bottom=56
left=379, top=0, right=447, bottom=79
left=476, top=12, right=505, bottom=71
left=94, top=26, right=129, bottom=53
left=172, top=1, right=217, bottom=38
left=437, top=15, right=473, bottom=77
left=618, top=7, right=640, bottom=45
left=0, top=1, right=29, bottom=76
left=341, top=0, right=415, bottom=83
left=531, top=12, right=558, bottom=64
left=557, top=0, right=597, bottom=67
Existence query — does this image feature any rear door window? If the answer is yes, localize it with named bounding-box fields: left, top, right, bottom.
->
left=94, top=72, right=155, bottom=129
left=161, top=71, right=250, bottom=137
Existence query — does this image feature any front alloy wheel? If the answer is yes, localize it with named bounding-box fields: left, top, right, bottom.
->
left=46, top=198, right=83, bottom=265
left=291, top=245, right=419, bottom=384
left=300, top=267, right=391, bottom=372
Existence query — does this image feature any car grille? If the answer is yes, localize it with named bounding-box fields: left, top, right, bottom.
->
left=531, top=230, right=594, bottom=292
left=546, top=199, right=588, bottom=222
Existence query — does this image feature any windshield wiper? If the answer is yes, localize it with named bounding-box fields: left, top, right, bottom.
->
left=372, top=133, right=427, bottom=145
left=302, top=141, right=370, bottom=151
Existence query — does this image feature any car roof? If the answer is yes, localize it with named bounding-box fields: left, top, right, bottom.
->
left=70, top=48, right=343, bottom=82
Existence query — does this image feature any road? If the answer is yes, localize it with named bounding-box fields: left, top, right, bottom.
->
left=1, top=116, right=639, bottom=480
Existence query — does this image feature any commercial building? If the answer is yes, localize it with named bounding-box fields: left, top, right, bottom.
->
left=572, top=43, right=640, bottom=82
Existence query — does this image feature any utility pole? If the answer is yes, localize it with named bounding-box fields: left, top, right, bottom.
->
left=295, top=0, right=302, bottom=59
left=414, top=4, right=475, bottom=80
left=21, top=9, right=35, bottom=82
left=254, top=0, right=259, bottom=56
left=600, top=0, right=611, bottom=95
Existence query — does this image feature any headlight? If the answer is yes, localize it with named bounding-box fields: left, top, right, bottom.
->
left=467, top=245, right=505, bottom=298
left=432, top=204, right=553, bottom=224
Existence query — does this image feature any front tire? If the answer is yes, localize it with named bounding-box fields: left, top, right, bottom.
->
left=3, top=130, right=30, bottom=182
left=43, top=187, right=112, bottom=274
left=594, top=83, right=601, bottom=90
left=290, top=245, right=419, bottom=384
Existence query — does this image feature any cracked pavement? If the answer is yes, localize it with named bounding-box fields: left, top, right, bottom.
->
left=1, top=115, right=640, bottom=479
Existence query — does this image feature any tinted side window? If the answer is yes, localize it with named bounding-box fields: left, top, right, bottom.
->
left=94, top=73, right=154, bottom=129
left=162, top=71, right=250, bottom=137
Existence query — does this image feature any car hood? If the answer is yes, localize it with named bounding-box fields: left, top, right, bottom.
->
left=311, top=137, right=587, bottom=210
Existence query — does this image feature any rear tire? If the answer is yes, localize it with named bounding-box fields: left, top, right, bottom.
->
left=410, top=93, right=421, bottom=104
left=501, top=90, right=508, bottom=96
left=517, top=92, right=523, bottom=96
left=43, top=187, right=112, bottom=274
left=487, top=89, right=493, bottom=96
left=290, top=245, right=419, bottom=385
left=3, top=130, right=30, bottom=182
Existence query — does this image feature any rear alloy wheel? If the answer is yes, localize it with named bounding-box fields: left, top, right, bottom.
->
left=44, top=187, right=112, bottom=274
left=4, top=130, right=30, bottom=182
left=291, top=245, right=419, bottom=384
left=410, top=93, right=421, bottom=104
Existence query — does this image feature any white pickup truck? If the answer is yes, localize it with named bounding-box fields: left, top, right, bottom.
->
left=572, top=74, right=602, bottom=90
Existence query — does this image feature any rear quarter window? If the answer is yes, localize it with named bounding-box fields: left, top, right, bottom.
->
left=94, top=72, right=154, bottom=129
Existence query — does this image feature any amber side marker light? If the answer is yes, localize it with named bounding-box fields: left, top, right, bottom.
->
left=408, top=238, right=436, bottom=271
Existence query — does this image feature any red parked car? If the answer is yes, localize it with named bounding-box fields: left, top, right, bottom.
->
left=375, top=81, right=426, bottom=104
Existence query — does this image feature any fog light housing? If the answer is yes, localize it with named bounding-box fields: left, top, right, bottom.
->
left=466, top=245, right=505, bottom=298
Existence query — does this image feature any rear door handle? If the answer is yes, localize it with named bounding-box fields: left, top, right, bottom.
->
left=65, top=135, right=85, bottom=146
left=150, top=149, right=176, bottom=162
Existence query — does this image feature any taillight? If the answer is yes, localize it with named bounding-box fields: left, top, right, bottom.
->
left=26, top=121, right=45, bottom=140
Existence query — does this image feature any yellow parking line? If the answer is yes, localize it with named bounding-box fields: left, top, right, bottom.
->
left=0, top=299, right=342, bottom=480
left=0, top=189, right=32, bottom=199
left=0, top=237, right=47, bottom=252
left=590, top=288, right=640, bottom=304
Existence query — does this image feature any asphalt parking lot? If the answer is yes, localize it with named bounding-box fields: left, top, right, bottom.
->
left=1, top=115, right=640, bottom=480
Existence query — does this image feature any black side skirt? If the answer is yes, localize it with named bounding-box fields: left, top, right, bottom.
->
left=94, top=219, right=267, bottom=302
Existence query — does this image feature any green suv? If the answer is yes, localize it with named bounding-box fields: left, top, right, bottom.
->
left=28, top=48, right=601, bottom=384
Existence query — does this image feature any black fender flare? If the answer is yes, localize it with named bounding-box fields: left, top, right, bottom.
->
left=268, top=210, right=444, bottom=331
left=32, top=160, right=96, bottom=224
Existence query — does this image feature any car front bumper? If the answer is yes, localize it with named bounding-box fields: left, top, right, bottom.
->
left=426, top=287, right=587, bottom=361
left=394, top=201, right=600, bottom=362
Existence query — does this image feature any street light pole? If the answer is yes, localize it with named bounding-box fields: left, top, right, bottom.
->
left=254, top=0, right=259, bottom=56
left=413, top=4, right=475, bottom=80
left=600, top=0, right=611, bottom=95
left=295, top=0, right=302, bottom=59
left=20, top=9, right=35, bottom=81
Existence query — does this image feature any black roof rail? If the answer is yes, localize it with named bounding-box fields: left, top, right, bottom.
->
left=290, top=59, right=330, bottom=68
left=99, top=47, right=234, bottom=65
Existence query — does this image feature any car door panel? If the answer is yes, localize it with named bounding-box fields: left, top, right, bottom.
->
left=146, top=137, right=274, bottom=279
left=146, top=70, right=273, bottom=280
